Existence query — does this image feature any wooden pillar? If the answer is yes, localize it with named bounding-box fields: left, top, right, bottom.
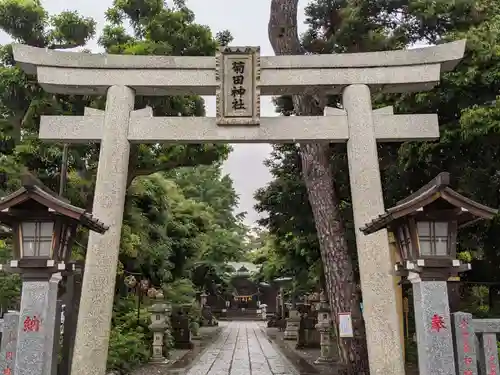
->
left=447, top=276, right=461, bottom=313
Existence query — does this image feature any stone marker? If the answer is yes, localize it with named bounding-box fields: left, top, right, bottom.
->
left=44, top=274, right=62, bottom=375
left=0, top=312, right=19, bottom=375
left=15, top=274, right=62, bottom=375
left=479, top=332, right=499, bottom=375
left=260, top=304, right=267, bottom=320
left=284, top=306, right=300, bottom=340
left=410, top=274, right=456, bottom=375
left=451, top=312, right=478, bottom=375
left=315, top=294, right=336, bottom=364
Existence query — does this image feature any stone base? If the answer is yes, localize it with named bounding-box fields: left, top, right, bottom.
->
left=149, top=357, right=169, bottom=364
left=314, top=356, right=336, bottom=364
left=283, top=326, right=299, bottom=340
left=192, top=335, right=201, bottom=340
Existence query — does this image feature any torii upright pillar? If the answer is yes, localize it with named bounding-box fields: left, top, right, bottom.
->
left=12, top=40, right=465, bottom=375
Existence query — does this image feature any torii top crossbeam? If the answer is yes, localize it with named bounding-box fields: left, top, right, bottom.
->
left=13, top=40, right=465, bottom=96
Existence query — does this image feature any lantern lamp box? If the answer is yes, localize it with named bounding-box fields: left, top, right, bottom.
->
left=339, top=312, right=354, bottom=338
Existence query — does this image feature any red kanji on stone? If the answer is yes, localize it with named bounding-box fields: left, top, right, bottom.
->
left=464, top=342, right=470, bottom=353
left=3, top=367, right=11, bottom=375
left=5, top=352, right=12, bottom=361
left=490, top=356, right=497, bottom=375
left=431, top=314, right=446, bottom=332
left=464, top=357, right=473, bottom=365
left=459, top=319, right=468, bottom=329
left=464, top=370, right=473, bottom=375
left=23, top=315, right=41, bottom=332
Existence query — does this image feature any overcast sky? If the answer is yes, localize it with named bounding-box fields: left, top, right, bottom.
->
left=0, top=0, right=308, bottom=227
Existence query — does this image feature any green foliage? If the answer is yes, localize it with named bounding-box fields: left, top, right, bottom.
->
left=107, top=300, right=152, bottom=374
left=164, top=278, right=197, bottom=305
left=254, top=145, right=325, bottom=291
left=107, top=329, right=150, bottom=373
left=189, top=321, right=200, bottom=336
left=0, top=239, right=20, bottom=309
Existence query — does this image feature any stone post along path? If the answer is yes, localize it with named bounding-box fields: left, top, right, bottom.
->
left=411, top=277, right=456, bottom=375
left=15, top=274, right=62, bottom=375
left=0, top=312, right=19, bottom=375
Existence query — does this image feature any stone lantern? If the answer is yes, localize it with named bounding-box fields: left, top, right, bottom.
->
left=0, top=180, right=106, bottom=271
left=314, top=290, right=336, bottom=364
left=273, top=276, right=292, bottom=319
left=0, top=177, right=108, bottom=375
left=259, top=303, right=267, bottom=320
left=148, top=290, right=169, bottom=363
left=200, top=291, right=208, bottom=306
left=284, top=299, right=300, bottom=340
left=362, top=172, right=498, bottom=375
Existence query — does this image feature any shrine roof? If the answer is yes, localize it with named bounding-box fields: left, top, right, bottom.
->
left=0, top=174, right=108, bottom=234
left=361, top=172, right=498, bottom=235
left=227, top=262, right=261, bottom=275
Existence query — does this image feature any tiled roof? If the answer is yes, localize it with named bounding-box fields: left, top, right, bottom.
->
left=361, top=172, right=498, bottom=235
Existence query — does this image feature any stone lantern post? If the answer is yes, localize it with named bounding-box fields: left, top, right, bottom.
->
left=284, top=300, right=300, bottom=340
left=314, top=291, right=336, bottom=364
left=148, top=290, right=168, bottom=363
left=0, top=177, right=108, bottom=375
left=200, top=291, right=208, bottom=307
left=260, top=304, right=267, bottom=320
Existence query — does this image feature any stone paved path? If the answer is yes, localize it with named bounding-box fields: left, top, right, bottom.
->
left=185, top=321, right=299, bottom=375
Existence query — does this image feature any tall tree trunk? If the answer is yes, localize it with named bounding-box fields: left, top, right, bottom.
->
left=268, top=1, right=369, bottom=374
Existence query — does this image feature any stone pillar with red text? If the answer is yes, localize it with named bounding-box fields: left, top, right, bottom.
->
left=0, top=312, right=19, bottom=375
left=410, top=272, right=456, bottom=375
left=451, top=312, right=478, bottom=375
left=14, top=274, right=61, bottom=375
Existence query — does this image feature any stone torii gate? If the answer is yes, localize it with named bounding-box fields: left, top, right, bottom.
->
left=13, top=40, right=465, bottom=375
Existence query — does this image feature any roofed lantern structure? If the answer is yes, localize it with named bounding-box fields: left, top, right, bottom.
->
left=361, top=172, right=497, bottom=276
left=0, top=175, right=107, bottom=269
left=0, top=180, right=107, bottom=234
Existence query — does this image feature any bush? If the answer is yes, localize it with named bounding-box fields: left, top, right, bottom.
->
left=163, top=278, right=196, bottom=305
left=106, top=278, right=201, bottom=373
left=189, top=321, right=200, bottom=336
left=107, top=327, right=150, bottom=374
left=107, top=296, right=152, bottom=374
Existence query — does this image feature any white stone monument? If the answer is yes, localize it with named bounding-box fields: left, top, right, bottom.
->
left=12, top=40, right=465, bottom=375
left=260, top=303, right=267, bottom=320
